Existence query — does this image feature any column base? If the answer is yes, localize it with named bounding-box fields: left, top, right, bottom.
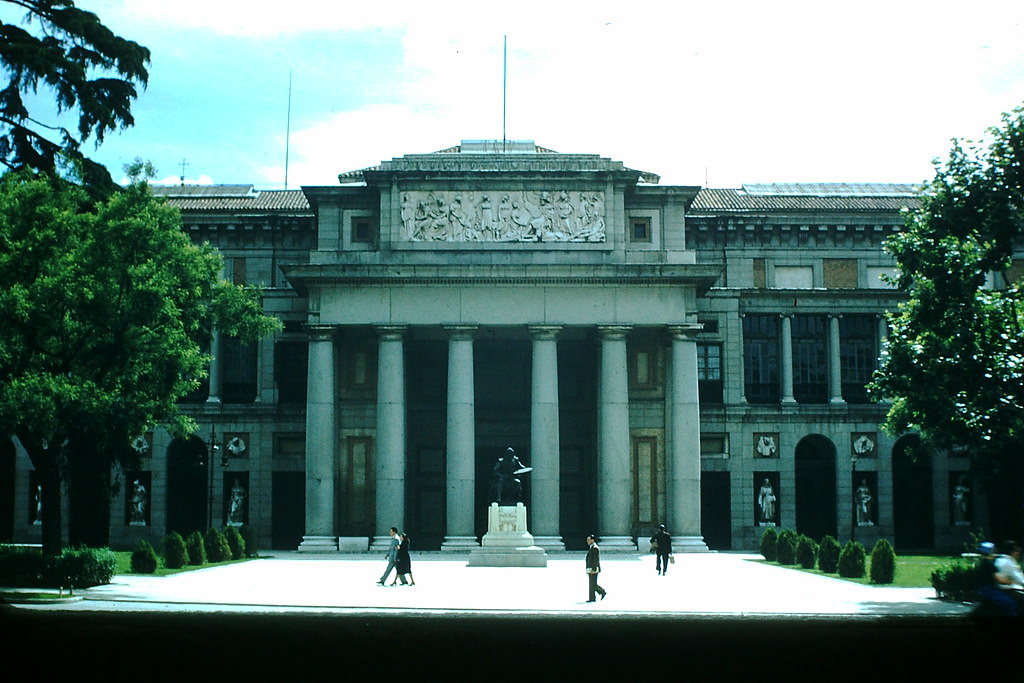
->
left=532, top=536, right=566, bottom=552
left=441, top=536, right=480, bottom=551
left=672, top=535, right=711, bottom=552
left=596, top=536, right=637, bottom=552
left=297, top=535, right=338, bottom=553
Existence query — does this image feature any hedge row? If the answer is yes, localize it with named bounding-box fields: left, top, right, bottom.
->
left=0, top=545, right=117, bottom=588
left=759, top=528, right=897, bottom=583
left=131, top=525, right=258, bottom=573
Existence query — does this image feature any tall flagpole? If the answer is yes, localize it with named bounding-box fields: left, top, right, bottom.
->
left=284, top=68, right=293, bottom=189
left=502, top=35, right=507, bottom=152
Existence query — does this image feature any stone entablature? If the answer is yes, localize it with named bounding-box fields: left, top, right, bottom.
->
left=400, top=189, right=606, bottom=243
left=367, top=152, right=633, bottom=175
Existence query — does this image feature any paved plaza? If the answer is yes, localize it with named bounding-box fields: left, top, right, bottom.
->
left=15, top=550, right=969, bottom=618
left=6, top=550, right=1002, bottom=677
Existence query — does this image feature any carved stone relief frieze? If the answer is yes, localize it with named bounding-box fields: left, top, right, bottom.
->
left=400, top=190, right=606, bottom=243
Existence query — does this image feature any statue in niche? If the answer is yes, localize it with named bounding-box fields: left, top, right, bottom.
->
left=490, top=447, right=532, bottom=506
left=228, top=480, right=247, bottom=526
left=855, top=479, right=874, bottom=526
left=952, top=475, right=971, bottom=525
left=758, top=478, right=777, bottom=525
left=33, top=484, right=42, bottom=525
left=129, top=478, right=148, bottom=526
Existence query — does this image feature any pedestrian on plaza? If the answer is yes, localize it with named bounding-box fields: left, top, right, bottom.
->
left=975, top=540, right=1018, bottom=616
left=995, top=540, right=1024, bottom=612
left=585, top=534, right=607, bottom=602
left=650, top=523, right=673, bottom=576
left=391, top=531, right=415, bottom=586
left=377, top=526, right=400, bottom=586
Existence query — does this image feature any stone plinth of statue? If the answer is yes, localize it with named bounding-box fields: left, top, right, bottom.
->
left=468, top=502, right=548, bottom=567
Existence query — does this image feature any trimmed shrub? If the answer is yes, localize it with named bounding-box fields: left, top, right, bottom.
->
left=776, top=529, right=798, bottom=565
left=130, top=539, right=159, bottom=574
left=931, top=559, right=976, bottom=602
left=204, top=527, right=232, bottom=563
left=224, top=525, right=246, bottom=560
left=163, top=531, right=188, bottom=569
left=240, top=525, right=258, bottom=557
left=796, top=534, right=818, bottom=569
left=818, top=535, right=841, bottom=573
left=186, top=530, right=207, bottom=565
left=0, top=545, right=45, bottom=586
left=869, top=538, right=897, bottom=584
left=44, top=547, right=116, bottom=588
left=838, top=540, right=867, bottom=578
left=759, top=527, right=778, bottom=562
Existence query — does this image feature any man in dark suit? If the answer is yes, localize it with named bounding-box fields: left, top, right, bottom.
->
left=585, top=534, right=607, bottom=602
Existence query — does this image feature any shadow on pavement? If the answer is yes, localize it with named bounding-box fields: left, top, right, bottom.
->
left=3, top=606, right=1014, bottom=677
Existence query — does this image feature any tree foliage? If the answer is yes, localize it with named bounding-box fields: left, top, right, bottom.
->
left=870, top=105, right=1024, bottom=537
left=0, top=169, right=280, bottom=554
left=871, top=107, right=1024, bottom=452
left=0, top=0, right=149, bottom=190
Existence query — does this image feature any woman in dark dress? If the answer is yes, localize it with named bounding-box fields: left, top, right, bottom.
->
left=391, top=532, right=415, bottom=586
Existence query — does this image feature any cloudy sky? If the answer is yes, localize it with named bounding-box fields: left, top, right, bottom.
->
left=9, top=0, right=1024, bottom=188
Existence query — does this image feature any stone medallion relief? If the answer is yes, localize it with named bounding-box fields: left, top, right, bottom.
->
left=401, top=190, right=606, bottom=242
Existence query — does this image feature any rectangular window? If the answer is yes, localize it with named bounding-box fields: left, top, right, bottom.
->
left=352, top=218, right=373, bottom=243
left=792, top=314, right=827, bottom=403
left=743, top=315, right=779, bottom=404
left=274, top=340, right=308, bottom=404
left=697, top=343, right=723, bottom=404
left=231, top=257, right=247, bottom=286
left=840, top=314, right=876, bottom=403
left=221, top=336, right=257, bottom=403
left=630, top=217, right=651, bottom=242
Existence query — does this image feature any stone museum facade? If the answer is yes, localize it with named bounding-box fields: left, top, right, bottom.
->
left=0, top=141, right=988, bottom=552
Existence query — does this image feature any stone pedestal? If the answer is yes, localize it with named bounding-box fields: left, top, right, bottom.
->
left=297, top=536, right=337, bottom=553
left=468, top=503, right=547, bottom=567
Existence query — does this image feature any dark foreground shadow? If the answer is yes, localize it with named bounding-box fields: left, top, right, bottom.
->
left=3, top=607, right=1018, bottom=678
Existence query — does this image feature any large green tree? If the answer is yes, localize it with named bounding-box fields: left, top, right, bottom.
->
left=0, top=168, right=280, bottom=555
left=0, top=0, right=149, bottom=190
left=871, top=105, right=1024, bottom=539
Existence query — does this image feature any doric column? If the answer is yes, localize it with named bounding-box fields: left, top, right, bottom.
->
left=372, top=326, right=407, bottom=550
left=597, top=325, right=635, bottom=550
left=299, top=325, right=338, bottom=551
left=669, top=326, right=709, bottom=551
left=529, top=325, right=563, bottom=550
left=828, top=314, right=846, bottom=405
left=206, top=329, right=222, bottom=404
left=780, top=314, right=797, bottom=405
left=442, top=326, right=479, bottom=550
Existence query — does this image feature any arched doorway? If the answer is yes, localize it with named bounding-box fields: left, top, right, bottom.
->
left=892, top=434, right=934, bottom=551
left=795, top=435, right=837, bottom=541
left=166, top=436, right=208, bottom=536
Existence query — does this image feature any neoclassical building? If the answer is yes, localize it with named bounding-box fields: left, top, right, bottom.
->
left=1, top=141, right=989, bottom=552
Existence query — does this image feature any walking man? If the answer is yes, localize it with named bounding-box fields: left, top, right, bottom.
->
left=377, top=526, right=400, bottom=585
left=585, top=534, right=607, bottom=602
left=650, top=523, right=673, bottom=576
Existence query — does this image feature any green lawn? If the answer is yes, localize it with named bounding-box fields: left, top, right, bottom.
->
left=114, top=551, right=249, bottom=577
left=761, top=554, right=959, bottom=587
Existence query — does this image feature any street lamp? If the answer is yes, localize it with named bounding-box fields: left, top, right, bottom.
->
left=850, top=452, right=858, bottom=543
left=204, top=426, right=231, bottom=531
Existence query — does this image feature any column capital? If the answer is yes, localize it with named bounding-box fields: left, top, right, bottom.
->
left=304, top=324, right=337, bottom=342
left=528, top=325, right=562, bottom=341
left=596, top=324, right=631, bottom=341
left=443, top=325, right=478, bottom=340
left=376, top=325, right=407, bottom=340
left=668, top=323, right=703, bottom=340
